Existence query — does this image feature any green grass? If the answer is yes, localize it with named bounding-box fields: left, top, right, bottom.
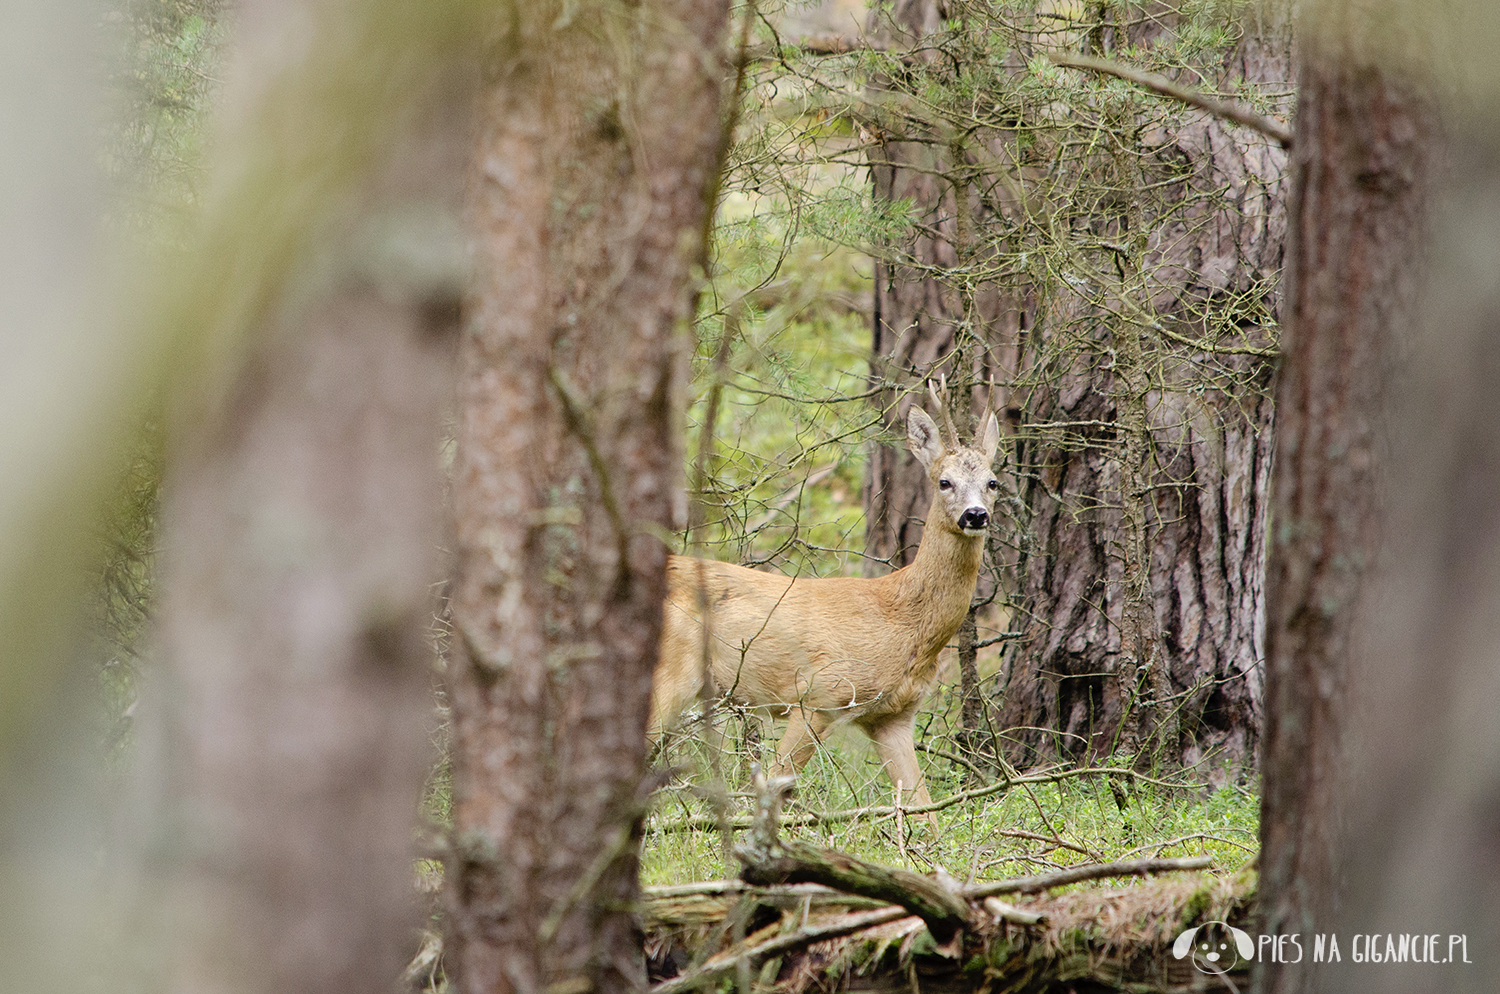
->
left=641, top=698, right=1260, bottom=888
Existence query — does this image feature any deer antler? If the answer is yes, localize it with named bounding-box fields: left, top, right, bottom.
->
left=927, top=375, right=961, bottom=449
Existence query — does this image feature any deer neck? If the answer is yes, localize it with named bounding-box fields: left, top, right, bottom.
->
left=891, top=508, right=985, bottom=653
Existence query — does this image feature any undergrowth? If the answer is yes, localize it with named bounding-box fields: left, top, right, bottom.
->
left=641, top=693, right=1259, bottom=887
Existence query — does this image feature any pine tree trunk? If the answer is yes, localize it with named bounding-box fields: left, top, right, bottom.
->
left=1254, top=6, right=1436, bottom=992
left=995, top=16, right=1291, bottom=770
left=863, top=0, right=960, bottom=573
left=443, top=5, right=731, bottom=994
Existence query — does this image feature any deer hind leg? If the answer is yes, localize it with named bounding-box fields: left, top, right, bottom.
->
left=867, top=713, right=937, bottom=827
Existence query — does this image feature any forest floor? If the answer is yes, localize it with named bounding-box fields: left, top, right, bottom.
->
left=629, top=689, right=1261, bottom=993
left=643, top=863, right=1257, bottom=994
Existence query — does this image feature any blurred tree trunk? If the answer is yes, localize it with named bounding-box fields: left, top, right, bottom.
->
left=143, top=5, right=477, bottom=993
left=1252, top=3, right=1436, bottom=993
left=443, top=4, right=731, bottom=994
left=1326, top=7, right=1500, bottom=984
left=995, top=12, right=1290, bottom=771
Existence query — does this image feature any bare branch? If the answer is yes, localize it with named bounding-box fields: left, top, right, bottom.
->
left=1048, top=51, right=1293, bottom=149
left=961, top=855, right=1213, bottom=898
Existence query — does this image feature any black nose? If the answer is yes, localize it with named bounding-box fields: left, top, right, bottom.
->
left=959, top=507, right=989, bottom=531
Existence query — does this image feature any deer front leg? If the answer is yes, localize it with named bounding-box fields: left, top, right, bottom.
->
left=771, top=707, right=829, bottom=776
left=867, top=713, right=937, bottom=827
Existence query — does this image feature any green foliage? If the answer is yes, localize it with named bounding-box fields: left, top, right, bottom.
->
left=104, top=0, right=227, bottom=232
left=687, top=189, right=878, bottom=577
left=89, top=0, right=228, bottom=752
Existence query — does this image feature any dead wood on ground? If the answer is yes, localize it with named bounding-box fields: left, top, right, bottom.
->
left=645, top=849, right=1253, bottom=994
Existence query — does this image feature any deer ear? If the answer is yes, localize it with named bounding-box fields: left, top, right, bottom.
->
left=980, top=412, right=1000, bottom=462
left=907, top=407, right=944, bottom=470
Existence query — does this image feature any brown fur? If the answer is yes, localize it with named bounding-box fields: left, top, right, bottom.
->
left=651, top=405, right=1001, bottom=816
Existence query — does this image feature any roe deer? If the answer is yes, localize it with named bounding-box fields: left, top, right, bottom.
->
left=651, top=389, right=1001, bottom=819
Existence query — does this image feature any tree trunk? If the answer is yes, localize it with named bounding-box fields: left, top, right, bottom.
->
left=995, top=14, right=1291, bottom=771
left=1253, top=5, right=1437, bottom=993
left=860, top=5, right=1286, bottom=772
left=862, top=0, right=1022, bottom=768
left=443, top=4, right=731, bottom=994
left=1327, top=25, right=1500, bottom=987
left=142, top=7, right=474, bottom=991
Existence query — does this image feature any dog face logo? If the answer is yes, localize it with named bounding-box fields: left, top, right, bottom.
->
left=1172, top=921, right=1255, bottom=974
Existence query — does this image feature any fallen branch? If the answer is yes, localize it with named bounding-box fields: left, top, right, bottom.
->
left=961, top=855, right=1213, bottom=899
left=983, top=896, right=1046, bottom=926
left=1048, top=51, right=1293, bottom=148
left=737, top=836, right=972, bottom=942
left=649, top=905, right=910, bottom=994
left=735, top=767, right=971, bottom=942
left=645, top=856, right=1244, bottom=994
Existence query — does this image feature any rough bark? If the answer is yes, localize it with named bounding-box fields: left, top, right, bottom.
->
left=995, top=14, right=1290, bottom=771
left=858, top=5, right=1286, bottom=771
left=1252, top=14, right=1436, bottom=994
left=144, top=19, right=470, bottom=994
left=443, top=4, right=732, bottom=994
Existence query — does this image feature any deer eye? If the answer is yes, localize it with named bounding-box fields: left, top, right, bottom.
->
left=987, top=479, right=999, bottom=490
left=938, top=478, right=952, bottom=490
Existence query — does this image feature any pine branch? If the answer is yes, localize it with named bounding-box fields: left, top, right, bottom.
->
left=1048, top=52, right=1293, bottom=149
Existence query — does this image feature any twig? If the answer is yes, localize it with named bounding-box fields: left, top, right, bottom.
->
left=974, top=631, right=1026, bottom=649
left=644, top=880, right=879, bottom=901
left=983, top=896, right=1046, bottom=926
left=647, top=765, right=1198, bottom=834
left=894, top=781, right=908, bottom=865
left=745, top=33, right=891, bottom=61
left=961, top=855, right=1212, bottom=898
left=913, top=742, right=992, bottom=782
left=1047, top=52, right=1293, bottom=149
left=988, top=828, right=1101, bottom=860
left=743, top=462, right=838, bottom=532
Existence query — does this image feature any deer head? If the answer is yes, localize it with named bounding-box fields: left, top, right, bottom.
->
left=906, top=384, right=1001, bottom=537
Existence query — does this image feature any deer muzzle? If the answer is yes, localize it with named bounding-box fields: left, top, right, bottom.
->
left=958, top=507, right=990, bottom=532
